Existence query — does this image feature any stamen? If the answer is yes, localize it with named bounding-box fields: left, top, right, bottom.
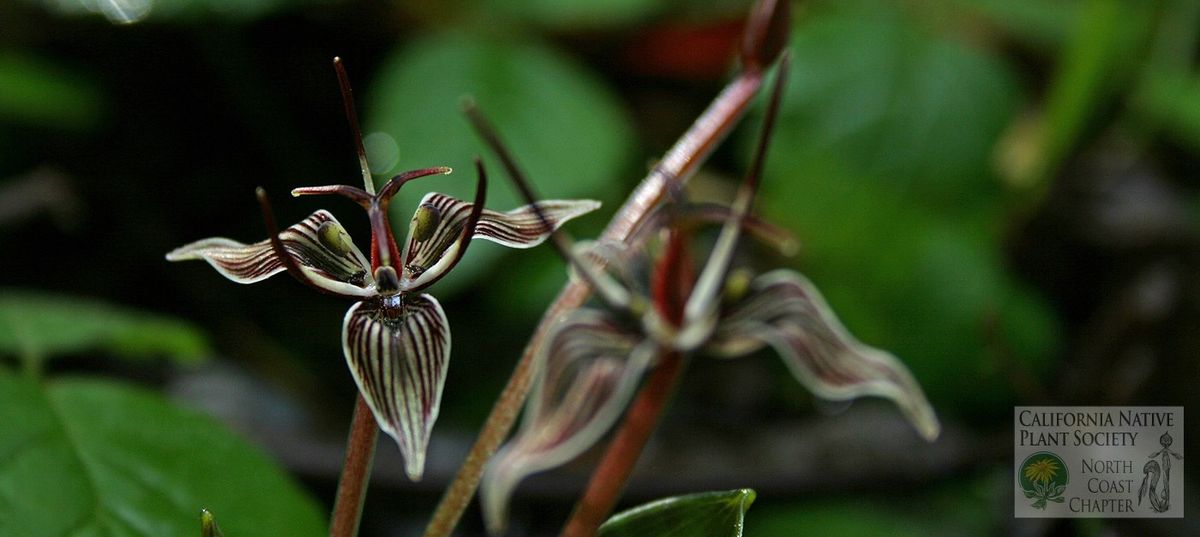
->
left=367, top=201, right=401, bottom=272
left=722, top=268, right=754, bottom=304
left=403, top=159, right=487, bottom=292
left=291, top=184, right=372, bottom=208
left=333, top=57, right=375, bottom=195
left=411, top=202, right=441, bottom=243
left=679, top=51, right=789, bottom=334
left=255, top=187, right=361, bottom=299
left=377, top=166, right=453, bottom=205
left=463, top=100, right=634, bottom=312
left=317, top=220, right=355, bottom=256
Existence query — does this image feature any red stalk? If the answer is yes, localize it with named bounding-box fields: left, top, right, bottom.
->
left=330, top=396, right=379, bottom=537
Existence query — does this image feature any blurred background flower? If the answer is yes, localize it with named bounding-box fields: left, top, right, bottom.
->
left=1, top=0, right=1196, bottom=535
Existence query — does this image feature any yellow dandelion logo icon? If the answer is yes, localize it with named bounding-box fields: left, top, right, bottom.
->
left=1024, top=458, right=1059, bottom=483
left=1019, top=452, right=1068, bottom=510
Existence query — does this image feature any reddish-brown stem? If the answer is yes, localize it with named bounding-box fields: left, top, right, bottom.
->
left=562, top=228, right=692, bottom=537
left=330, top=396, right=379, bottom=537
left=421, top=74, right=763, bottom=537
left=421, top=4, right=784, bottom=535
left=561, top=350, right=686, bottom=537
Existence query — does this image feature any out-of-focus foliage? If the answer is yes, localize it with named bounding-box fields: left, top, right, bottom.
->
left=481, top=0, right=666, bottom=29
left=2, top=0, right=1198, bottom=535
left=749, top=474, right=1000, bottom=536
left=746, top=2, right=1059, bottom=415
left=1136, top=70, right=1200, bottom=152
left=950, top=0, right=1082, bottom=49
left=0, top=52, right=102, bottom=131
left=1022, top=0, right=1156, bottom=191
left=367, top=33, right=634, bottom=294
left=598, top=489, right=756, bottom=537
left=0, top=290, right=210, bottom=370
left=768, top=4, right=1020, bottom=201
left=0, top=373, right=325, bottom=537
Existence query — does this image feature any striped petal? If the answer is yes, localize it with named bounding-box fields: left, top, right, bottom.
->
left=166, top=210, right=374, bottom=297
left=482, top=309, right=656, bottom=534
left=342, top=293, right=450, bottom=480
left=707, top=270, right=940, bottom=441
left=400, top=192, right=600, bottom=290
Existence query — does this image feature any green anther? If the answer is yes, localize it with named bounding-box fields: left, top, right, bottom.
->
left=723, top=268, right=754, bottom=304
left=628, top=295, right=648, bottom=318
left=317, top=220, right=354, bottom=255
left=412, top=202, right=441, bottom=243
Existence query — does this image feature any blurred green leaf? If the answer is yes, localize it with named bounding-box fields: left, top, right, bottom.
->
left=367, top=33, right=633, bottom=295
left=742, top=4, right=1059, bottom=416
left=752, top=499, right=927, bottom=537
left=598, top=489, right=756, bottom=537
left=757, top=157, right=1058, bottom=415
left=482, top=0, right=666, bottom=29
left=1141, top=0, right=1200, bottom=72
left=0, top=51, right=102, bottom=131
left=749, top=473, right=1000, bottom=536
left=770, top=4, right=1018, bottom=210
left=1135, top=71, right=1200, bottom=152
left=0, top=373, right=324, bottom=537
left=1022, top=0, right=1155, bottom=192
left=952, top=0, right=1083, bottom=51
left=0, top=290, right=210, bottom=370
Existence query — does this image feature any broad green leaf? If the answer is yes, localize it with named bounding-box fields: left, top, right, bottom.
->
left=0, top=373, right=324, bottom=537
left=766, top=4, right=1019, bottom=211
left=0, top=290, right=210, bottom=370
left=598, top=489, right=756, bottom=537
left=752, top=500, right=927, bottom=537
left=756, top=157, right=1059, bottom=416
left=750, top=473, right=1000, bottom=536
left=741, top=4, right=1059, bottom=416
left=0, top=51, right=102, bottom=131
left=367, top=33, right=633, bottom=295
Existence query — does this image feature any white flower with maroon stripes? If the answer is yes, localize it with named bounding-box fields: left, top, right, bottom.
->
left=466, top=56, right=941, bottom=533
left=167, top=163, right=598, bottom=480
left=167, top=55, right=602, bottom=482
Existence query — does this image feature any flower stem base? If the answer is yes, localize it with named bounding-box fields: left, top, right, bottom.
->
left=330, top=395, right=379, bottom=537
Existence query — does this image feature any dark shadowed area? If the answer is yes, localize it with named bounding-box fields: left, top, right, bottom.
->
left=1, top=0, right=1197, bottom=536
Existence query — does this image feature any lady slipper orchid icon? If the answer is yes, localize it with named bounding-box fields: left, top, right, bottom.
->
left=466, top=55, right=940, bottom=533
left=166, top=58, right=599, bottom=480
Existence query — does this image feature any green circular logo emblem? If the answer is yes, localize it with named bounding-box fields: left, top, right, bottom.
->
left=1019, top=451, right=1069, bottom=510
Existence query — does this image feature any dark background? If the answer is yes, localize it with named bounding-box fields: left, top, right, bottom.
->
left=1, top=0, right=1197, bottom=535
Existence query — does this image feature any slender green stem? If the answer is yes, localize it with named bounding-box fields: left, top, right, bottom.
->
left=330, top=395, right=378, bottom=537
